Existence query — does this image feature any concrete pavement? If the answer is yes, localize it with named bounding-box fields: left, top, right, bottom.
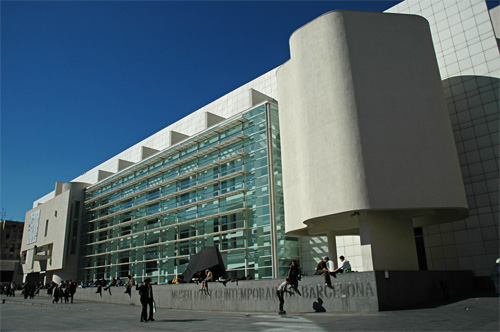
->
left=1, top=292, right=498, bottom=331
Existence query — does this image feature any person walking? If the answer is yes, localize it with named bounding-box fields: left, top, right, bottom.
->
left=69, top=280, right=77, bottom=303
left=52, top=282, right=61, bottom=304
left=137, top=278, right=155, bottom=323
left=10, top=282, right=16, bottom=297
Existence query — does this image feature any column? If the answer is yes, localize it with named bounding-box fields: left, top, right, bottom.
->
left=358, top=211, right=419, bottom=271
left=326, top=231, right=338, bottom=271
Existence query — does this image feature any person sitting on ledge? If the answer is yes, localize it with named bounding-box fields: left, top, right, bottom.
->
left=315, top=257, right=335, bottom=286
left=333, top=255, right=352, bottom=274
left=191, top=271, right=202, bottom=284
left=217, top=275, right=253, bottom=286
left=200, top=269, right=213, bottom=292
left=172, top=275, right=185, bottom=284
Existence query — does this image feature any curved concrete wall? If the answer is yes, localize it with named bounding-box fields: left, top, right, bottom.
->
left=277, top=11, right=467, bottom=235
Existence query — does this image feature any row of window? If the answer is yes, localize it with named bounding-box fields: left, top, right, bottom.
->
left=80, top=104, right=301, bottom=282
left=86, top=113, right=266, bottom=201
left=81, top=246, right=274, bottom=282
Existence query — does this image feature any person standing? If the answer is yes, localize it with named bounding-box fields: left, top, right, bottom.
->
left=28, top=282, right=36, bottom=299
left=276, top=277, right=293, bottom=315
left=137, top=278, right=155, bottom=322
left=10, top=282, right=16, bottom=297
left=69, top=280, right=77, bottom=303
left=288, top=260, right=302, bottom=295
left=22, top=282, right=30, bottom=299
left=52, top=282, right=61, bottom=304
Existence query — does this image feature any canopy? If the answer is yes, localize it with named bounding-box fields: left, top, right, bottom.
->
left=181, top=246, right=226, bottom=281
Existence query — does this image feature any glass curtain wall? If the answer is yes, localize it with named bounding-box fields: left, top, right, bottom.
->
left=268, top=103, right=302, bottom=276
left=79, top=102, right=301, bottom=283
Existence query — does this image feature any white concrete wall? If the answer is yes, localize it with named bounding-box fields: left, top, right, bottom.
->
left=386, top=0, right=500, bottom=277
left=22, top=182, right=88, bottom=281
left=23, top=190, right=71, bottom=272
left=490, top=5, right=500, bottom=38
left=277, top=10, right=467, bottom=236
left=301, top=236, right=363, bottom=274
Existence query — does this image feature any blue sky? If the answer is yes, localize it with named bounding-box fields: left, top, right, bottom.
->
left=1, top=1, right=497, bottom=221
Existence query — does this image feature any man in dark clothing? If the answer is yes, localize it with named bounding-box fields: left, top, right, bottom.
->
left=23, top=282, right=30, bottom=299
left=69, top=281, right=77, bottom=303
left=288, top=260, right=302, bottom=295
left=137, top=278, right=155, bottom=322
left=104, top=277, right=117, bottom=295
left=315, top=257, right=334, bottom=285
left=95, top=278, right=106, bottom=297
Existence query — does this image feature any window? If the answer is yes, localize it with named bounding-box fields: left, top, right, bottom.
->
left=45, top=220, right=49, bottom=237
left=54, top=210, right=57, bottom=217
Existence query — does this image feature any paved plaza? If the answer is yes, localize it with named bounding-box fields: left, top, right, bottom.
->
left=0, top=293, right=498, bottom=331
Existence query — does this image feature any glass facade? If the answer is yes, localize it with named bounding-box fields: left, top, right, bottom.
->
left=79, top=102, right=300, bottom=283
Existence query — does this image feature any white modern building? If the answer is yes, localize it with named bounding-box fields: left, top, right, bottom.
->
left=323, top=0, right=499, bottom=281
left=21, top=0, right=498, bottom=288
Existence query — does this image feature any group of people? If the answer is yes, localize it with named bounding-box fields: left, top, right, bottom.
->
left=50, top=280, right=77, bottom=304
left=276, top=256, right=351, bottom=314
left=1, top=282, right=18, bottom=297
left=315, top=255, right=351, bottom=286
left=94, top=276, right=121, bottom=296
left=276, top=259, right=302, bottom=315
left=6, top=254, right=499, bottom=321
left=1, top=255, right=351, bottom=318
left=137, top=278, right=155, bottom=323
left=131, top=256, right=351, bottom=317
left=22, top=281, right=43, bottom=299
left=84, top=277, right=125, bottom=289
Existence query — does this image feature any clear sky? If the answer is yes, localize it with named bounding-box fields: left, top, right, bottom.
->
left=1, top=0, right=497, bottom=222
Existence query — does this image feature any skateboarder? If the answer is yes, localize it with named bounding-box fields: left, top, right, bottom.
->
left=276, top=277, right=293, bottom=315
